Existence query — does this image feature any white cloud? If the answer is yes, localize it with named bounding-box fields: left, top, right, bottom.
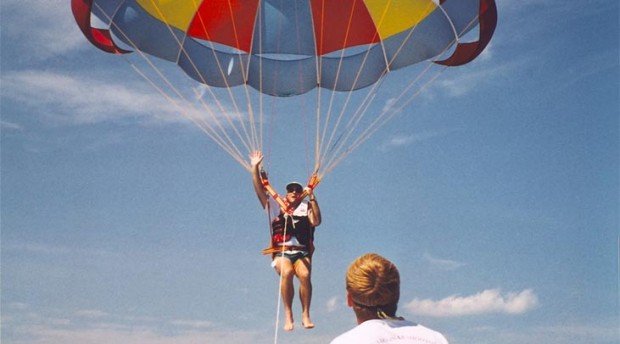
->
left=75, top=310, right=110, bottom=319
left=1, top=70, right=222, bottom=126
left=170, top=319, right=214, bottom=329
left=379, top=134, right=416, bottom=150
left=326, top=296, right=341, bottom=313
left=5, top=243, right=71, bottom=255
left=431, top=56, right=516, bottom=97
left=8, top=302, right=30, bottom=311
left=422, top=252, right=466, bottom=271
left=46, top=318, right=73, bottom=326
left=469, top=321, right=620, bottom=344
left=2, top=0, right=86, bottom=58
left=405, top=288, right=538, bottom=317
left=3, top=307, right=262, bottom=344
left=379, top=129, right=458, bottom=151
left=6, top=325, right=262, bottom=344
left=1, top=120, right=23, bottom=130
left=526, top=323, right=620, bottom=343
left=4, top=242, right=111, bottom=257
left=477, top=41, right=493, bottom=62
left=381, top=97, right=398, bottom=114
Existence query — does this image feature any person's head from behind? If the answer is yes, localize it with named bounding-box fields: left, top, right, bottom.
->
left=346, top=253, right=400, bottom=322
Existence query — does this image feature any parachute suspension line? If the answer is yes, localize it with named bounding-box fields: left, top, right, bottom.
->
left=126, top=56, right=247, bottom=167
left=256, top=0, right=265, bottom=153
left=325, top=3, right=478, bottom=173
left=266, top=95, right=275, bottom=171
left=380, top=5, right=485, bottom=118
left=126, top=1, right=249, bottom=165
left=318, top=0, right=396, bottom=168
left=187, top=0, right=258, bottom=154
left=321, top=0, right=449, bottom=174
left=436, top=1, right=461, bottom=47
left=377, top=0, right=394, bottom=73
left=321, top=0, right=435, bottom=171
left=302, top=95, right=313, bottom=177
left=324, top=64, right=447, bottom=175
left=262, top=0, right=288, bottom=157
left=196, top=0, right=261, bottom=152
left=361, top=10, right=481, bottom=130
left=323, top=8, right=482, bottom=174
left=93, top=2, right=249, bottom=168
left=377, top=9, right=483, bottom=122
left=317, top=0, right=360, bottom=169
left=290, top=0, right=313, bottom=177
left=126, top=58, right=249, bottom=168
left=323, top=59, right=447, bottom=174
left=147, top=0, right=256, bottom=156
left=228, top=0, right=261, bottom=151
left=311, top=0, right=326, bottom=172
left=327, top=0, right=436, bottom=163
left=321, top=78, right=387, bottom=174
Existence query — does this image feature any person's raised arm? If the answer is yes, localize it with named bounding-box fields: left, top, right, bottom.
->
left=306, top=187, right=322, bottom=227
left=250, top=151, right=268, bottom=208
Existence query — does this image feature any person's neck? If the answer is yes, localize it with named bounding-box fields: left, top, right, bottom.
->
left=355, top=311, right=380, bottom=325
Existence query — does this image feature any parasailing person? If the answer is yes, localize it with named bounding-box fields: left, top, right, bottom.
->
left=250, top=150, right=322, bottom=331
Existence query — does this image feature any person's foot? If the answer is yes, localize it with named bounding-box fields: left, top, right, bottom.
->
left=284, top=315, right=294, bottom=331
left=301, top=315, right=314, bottom=329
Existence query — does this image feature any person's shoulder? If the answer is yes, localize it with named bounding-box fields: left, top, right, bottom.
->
left=378, top=320, right=449, bottom=344
left=329, top=320, right=386, bottom=344
left=331, top=320, right=449, bottom=344
left=414, top=323, right=449, bottom=343
left=329, top=328, right=359, bottom=344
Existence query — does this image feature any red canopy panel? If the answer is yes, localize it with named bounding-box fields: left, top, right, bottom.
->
left=311, top=0, right=380, bottom=55
left=188, top=0, right=260, bottom=52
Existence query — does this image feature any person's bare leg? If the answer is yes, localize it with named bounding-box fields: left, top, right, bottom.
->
left=295, top=257, right=314, bottom=329
left=274, top=257, right=295, bottom=331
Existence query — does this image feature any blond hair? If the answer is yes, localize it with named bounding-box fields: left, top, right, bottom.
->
left=346, top=253, right=400, bottom=308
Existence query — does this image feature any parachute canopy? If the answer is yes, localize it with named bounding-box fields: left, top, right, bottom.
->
left=72, top=0, right=496, bottom=177
left=73, top=0, right=496, bottom=97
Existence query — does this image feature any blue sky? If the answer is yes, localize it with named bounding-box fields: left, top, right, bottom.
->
left=1, top=1, right=618, bottom=343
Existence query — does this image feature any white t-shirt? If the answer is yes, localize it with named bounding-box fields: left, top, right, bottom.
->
left=330, top=319, right=449, bottom=344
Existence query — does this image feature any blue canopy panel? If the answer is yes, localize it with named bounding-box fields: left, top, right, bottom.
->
left=319, top=46, right=387, bottom=92
left=442, top=0, right=480, bottom=36
left=180, top=40, right=248, bottom=88
left=384, top=5, right=455, bottom=70
left=252, top=0, right=316, bottom=56
left=246, top=56, right=317, bottom=97
left=110, top=0, right=184, bottom=62
left=92, top=0, right=124, bottom=26
left=384, top=0, right=479, bottom=71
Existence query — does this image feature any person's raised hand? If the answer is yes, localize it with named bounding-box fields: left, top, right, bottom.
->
left=249, top=150, right=263, bottom=167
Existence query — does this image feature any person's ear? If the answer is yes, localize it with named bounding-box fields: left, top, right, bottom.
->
left=346, top=292, right=354, bottom=307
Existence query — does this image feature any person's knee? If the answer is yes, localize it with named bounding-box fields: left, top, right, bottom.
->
left=296, top=267, right=311, bottom=281
left=281, top=265, right=295, bottom=280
